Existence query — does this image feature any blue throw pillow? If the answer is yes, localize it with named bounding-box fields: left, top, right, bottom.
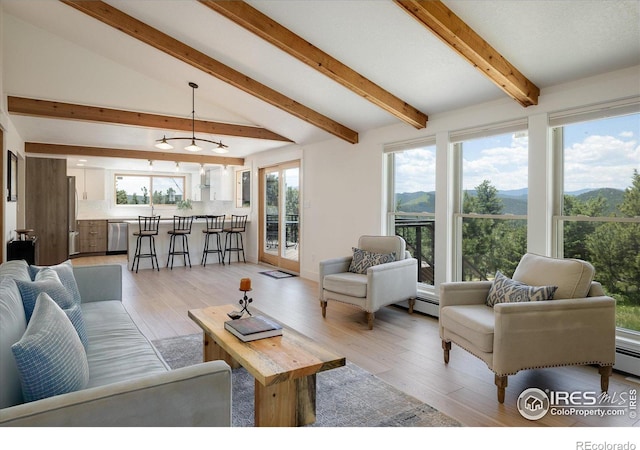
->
left=29, top=260, right=81, bottom=306
left=11, top=293, right=89, bottom=403
left=16, top=269, right=74, bottom=321
left=16, top=269, right=88, bottom=349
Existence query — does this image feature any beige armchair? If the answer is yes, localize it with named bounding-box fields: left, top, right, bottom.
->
left=439, top=253, right=616, bottom=403
left=319, top=235, right=417, bottom=329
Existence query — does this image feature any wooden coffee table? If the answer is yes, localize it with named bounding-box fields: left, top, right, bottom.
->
left=188, top=304, right=346, bottom=427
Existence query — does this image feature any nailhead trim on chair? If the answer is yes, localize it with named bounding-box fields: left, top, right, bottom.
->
left=447, top=341, right=614, bottom=376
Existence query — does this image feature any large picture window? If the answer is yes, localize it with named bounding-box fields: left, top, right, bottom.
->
left=115, top=174, right=186, bottom=206
left=453, top=126, right=528, bottom=280
left=386, top=141, right=436, bottom=286
left=553, top=112, right=640, bottom=334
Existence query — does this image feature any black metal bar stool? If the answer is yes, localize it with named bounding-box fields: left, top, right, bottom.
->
left=201, top=215, right=225, bottom=266
left=166, top=215, right=193, bottom=269
left=223, top=214, right=248, bottom=264
left=131, top=215, right=160, bottom=273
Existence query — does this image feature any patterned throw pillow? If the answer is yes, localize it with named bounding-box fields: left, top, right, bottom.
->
left=486, top=271, right=558, bottom=307
left=348, top=247, right=396, bottom=274
left=11, top=293, right=89, bottom=403
left=29, top=260, right=81, bottom=306
left=16, top=269, right=88, bottom=349
left=16, top=269, right=74, bottom=321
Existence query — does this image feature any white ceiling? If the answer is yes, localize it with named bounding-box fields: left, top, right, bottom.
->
left=3, top=0, right=639, bottom=173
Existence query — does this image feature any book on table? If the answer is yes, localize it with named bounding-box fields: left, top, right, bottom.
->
left=224, top=315, right=283, bottom=342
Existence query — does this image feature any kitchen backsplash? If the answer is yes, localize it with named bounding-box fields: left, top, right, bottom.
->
left=76, top=199, right=238, bottom=220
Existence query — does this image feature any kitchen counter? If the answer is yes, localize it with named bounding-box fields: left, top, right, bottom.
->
left=126, top=217, right=249, bottom=269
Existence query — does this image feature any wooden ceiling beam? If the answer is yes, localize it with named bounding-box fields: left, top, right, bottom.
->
left=9, top=96, right=292, bottom=142
left=395, top=0, right=540, bottom=107
left=200, top=0, right=428, bottom=129
left=61, top=0, right=358, bottom=144
left=26, top=142, right=245, bottom=166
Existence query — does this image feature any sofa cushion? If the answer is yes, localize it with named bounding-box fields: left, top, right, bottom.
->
left=16, top=268, right=88, bottom=349
left=486, top=271, right=557, bottom=307
left=29, top=260, right=81, bottom=306
left=11, top=293, right=89, bottom=403
left=348, top=247, right=396, bottom=274
left=441, top=304, right=496, bottom=353
left=81, top=301, right=168, bottom=388
left=0, top=259, right=31, bottom=282
left=0, top=277, right=28, bottom=408
left=512, top=253, right=595, bottom=299
left=323, top=272, right=368, bottom=298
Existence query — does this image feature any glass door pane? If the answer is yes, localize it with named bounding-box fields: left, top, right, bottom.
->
left=282, top=167, right=299, bottom=263
left=264, top=169, right=279, bottom=258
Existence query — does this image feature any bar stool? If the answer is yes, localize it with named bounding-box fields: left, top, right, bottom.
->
left=166, top=215, right=193, bottom=269
left=223, top=214, right=248, bottom=264
left=201, top=215, right=225, bottom=266
left=131, top=215, right=160, bottom=273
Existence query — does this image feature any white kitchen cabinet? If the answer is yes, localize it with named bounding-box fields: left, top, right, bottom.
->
left=68, top=168, right=105, bottom=200
left=208, top=167, right=233, bottom=201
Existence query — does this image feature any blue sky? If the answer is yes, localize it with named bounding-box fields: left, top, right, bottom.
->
left=395, top=113, right=639, bottom=193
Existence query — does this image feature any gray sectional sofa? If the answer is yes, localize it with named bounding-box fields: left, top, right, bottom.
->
left=0, top=259, right=231, bottom=426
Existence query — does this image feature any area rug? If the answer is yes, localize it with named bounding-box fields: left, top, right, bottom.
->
left=259, top=270, right=297, bottom=279
left=152, top=333, right=461, bottom=427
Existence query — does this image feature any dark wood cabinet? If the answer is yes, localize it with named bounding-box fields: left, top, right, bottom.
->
left=26, top=157, right=68, bottom=265
left=78, top=220, right=107, bottom=254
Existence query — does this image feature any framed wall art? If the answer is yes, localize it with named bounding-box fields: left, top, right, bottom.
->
left=7, top=150, right=17, bottom=202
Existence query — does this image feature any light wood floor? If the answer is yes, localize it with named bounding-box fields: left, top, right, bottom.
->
left=73, top=254, right=639, bottom=428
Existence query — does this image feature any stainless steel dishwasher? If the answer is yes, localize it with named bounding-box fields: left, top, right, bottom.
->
left=107, top=221, right=128, bottom=254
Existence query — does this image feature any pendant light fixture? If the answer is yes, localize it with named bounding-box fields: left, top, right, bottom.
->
left=155, top=82, right=228, bottom=153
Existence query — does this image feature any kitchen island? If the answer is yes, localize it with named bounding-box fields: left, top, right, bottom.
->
left=126, top=217, right=242, bottom=270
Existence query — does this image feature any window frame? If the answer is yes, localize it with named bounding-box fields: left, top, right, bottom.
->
left=114, top=173, right=187, bottom=207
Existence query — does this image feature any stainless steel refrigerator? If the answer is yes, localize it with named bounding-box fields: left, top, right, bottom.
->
left=68, top=176, right=80, bottom=256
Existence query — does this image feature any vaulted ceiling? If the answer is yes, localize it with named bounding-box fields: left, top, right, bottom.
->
left=3, top=0, right=639, bottom=172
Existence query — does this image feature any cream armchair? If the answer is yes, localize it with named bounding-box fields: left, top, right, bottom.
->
left=439, top=253, right=616, bottom=403
left=319, top=235, right=417, bottom=329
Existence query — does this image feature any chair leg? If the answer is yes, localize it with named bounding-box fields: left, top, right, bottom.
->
left=202, top=234, right=209, bottom=266
left=320, top=300, right=327, bottom=318
left=151, top=236, right=159, bottom=271
left=599, top=365, right=613, bottom=392
left=408, top=297, right=415, bottom=314
left=442, top=340, right=451, bottom=364
left=366, top=312, right=374, bottom=330
left=495, top=375, right=508, bottom=404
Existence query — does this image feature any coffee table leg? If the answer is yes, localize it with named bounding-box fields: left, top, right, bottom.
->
left=254, top=374, right=316, bottom=427
left=203, top=332, right=240, bottom=369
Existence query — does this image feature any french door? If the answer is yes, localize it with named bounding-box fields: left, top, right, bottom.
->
left=258, top=161, right=300, bottom=273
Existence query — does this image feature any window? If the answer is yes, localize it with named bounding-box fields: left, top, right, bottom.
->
left=115, top=174, right=186, bottom=206
left=386, top=141, right=436, bottom=286
left=453, top=126, right=528, bottom=280
left=553, top=111, right=640, bottom=335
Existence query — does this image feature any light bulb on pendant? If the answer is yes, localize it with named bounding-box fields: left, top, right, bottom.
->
left=185, top=139, right=202, bottom=152
left=148, top=160, right=153, bottom=171
left=155, top=136, right=173, bottom=150
left=175, top=162, right=180, bottom=172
